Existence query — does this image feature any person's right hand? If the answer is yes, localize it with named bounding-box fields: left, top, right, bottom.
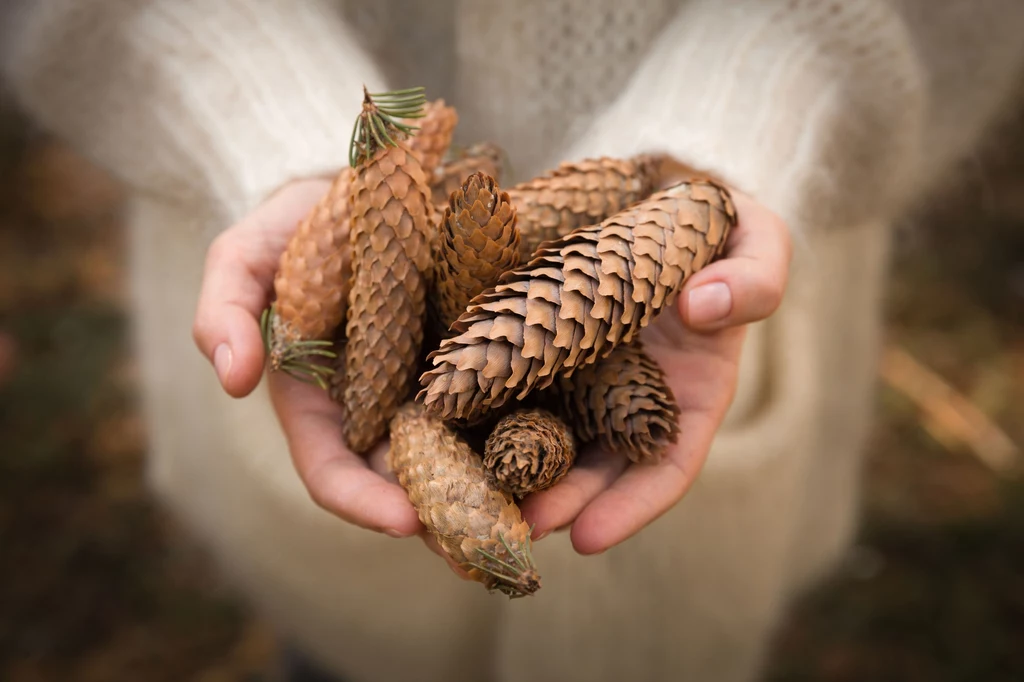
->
left=191, top=178, right=427, bottom=541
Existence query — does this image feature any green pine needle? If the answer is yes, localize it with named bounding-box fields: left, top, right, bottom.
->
left=260, top=304, right=337, bottom=391
left=349, top=85, right=427, bottom=167
left=470, top=532, right=540, bottom=599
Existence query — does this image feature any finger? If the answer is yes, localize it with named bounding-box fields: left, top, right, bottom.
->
left=193, top=178, right=334, bottom=398
left=678, top=191, right=792, bottom=332
left=518, top=445, right=629, bottom=540
left=192, top=228, right=279, bottom=397
left=268, top=371, right=422, bottom=537
left=569, top=328, right=745, bottom=555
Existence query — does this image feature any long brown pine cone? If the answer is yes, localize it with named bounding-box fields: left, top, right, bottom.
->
left=483, top=408, right=576, bottom=496
left=261, top=167, right=354, bottom=388
left=430, top=142, right=506, bottom=210
left=418, top=178, right=737, bottom=423
left=506, top=155, right=658, bottom=261
left=340, top=89, right=436, bottom=454
left=405, top=99, right=458, bottom=178
left=387, top=402, right=541, bottom=598
left=432, top=171, right=521, bottom=335
left=555, top=340, right=680, bottom=464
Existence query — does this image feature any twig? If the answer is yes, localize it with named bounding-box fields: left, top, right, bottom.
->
left=879, top=343, right=1020, bottom=476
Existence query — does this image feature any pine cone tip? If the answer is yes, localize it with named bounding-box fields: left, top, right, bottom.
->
left=466, top=530, right=542, bottom=598
left=350, top=86, right=427, bottom=167
left=260, top=304, right=336, bottom=390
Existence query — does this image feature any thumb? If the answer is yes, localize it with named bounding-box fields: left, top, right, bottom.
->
left=192, top=230, right=275, bottom=398
left=678, top=191, right=792, bottom=332
left=192, top=178, right=332, bottom=397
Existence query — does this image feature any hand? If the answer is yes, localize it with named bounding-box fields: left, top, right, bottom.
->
left=191, top=179, right=423, bottom=541
left=520, top=190, right=793, bottom=555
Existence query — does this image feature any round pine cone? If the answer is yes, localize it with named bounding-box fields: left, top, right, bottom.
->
left=484, top=408, right=576, bottom=496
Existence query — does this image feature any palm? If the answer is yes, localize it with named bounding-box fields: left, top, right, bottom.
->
left=518, top=307, right=746, bottom=555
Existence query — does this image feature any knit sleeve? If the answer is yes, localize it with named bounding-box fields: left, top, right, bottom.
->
left=0, top=0, right=387, bottom=222
left=557, top=0, right=934, bottom=232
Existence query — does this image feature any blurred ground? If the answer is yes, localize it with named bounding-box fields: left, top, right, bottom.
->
left=1, top=96, right=1022, bottom=681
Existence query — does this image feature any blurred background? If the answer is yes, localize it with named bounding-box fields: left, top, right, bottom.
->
left=1, top=83, right=1022, bottom=681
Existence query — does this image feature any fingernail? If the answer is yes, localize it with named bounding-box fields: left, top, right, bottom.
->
left=688, top=282, right=732, bottom=325
left=534, top=529, right=551, bottom=541
left=214, top=343, right=233, bottom=385
left=384, top=527, right=405, bottom=538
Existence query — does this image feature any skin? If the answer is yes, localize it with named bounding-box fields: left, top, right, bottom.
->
left=192, top=174, right=792, bottom=571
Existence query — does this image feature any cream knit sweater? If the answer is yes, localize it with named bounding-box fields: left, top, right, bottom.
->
left=4, top=2, right=1024, bottom=681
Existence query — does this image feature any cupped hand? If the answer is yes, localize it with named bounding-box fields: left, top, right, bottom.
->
left=191, top=178, right=423, bottom=540
left=519, top=190, right=793, bottom=555
left=192, top=175, right=791, bottom=570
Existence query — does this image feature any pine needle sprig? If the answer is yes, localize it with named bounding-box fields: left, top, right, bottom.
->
left=349, top=86, right=428, bottom=167
left=468, top=529, right=541, bottom=599
left=260, top=305, right=336, bottom=390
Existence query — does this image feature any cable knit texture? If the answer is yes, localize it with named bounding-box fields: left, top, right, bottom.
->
left=3, top=1, right=1024, bottom=681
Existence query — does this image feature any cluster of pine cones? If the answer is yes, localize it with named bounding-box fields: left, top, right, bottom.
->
left=260, top=88, right=737, bottom=598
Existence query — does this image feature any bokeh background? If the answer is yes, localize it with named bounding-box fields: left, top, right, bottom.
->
left=1, top=84, right=1022, bottom=681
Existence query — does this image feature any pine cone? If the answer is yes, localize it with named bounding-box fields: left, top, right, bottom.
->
left=341, top=89, right=437, bottom=454
left=432, top=171, right=521, bottom=334
left=430, top=143, right=506, bottom=209
left=507, top=155, right=658, bottom=261
left=262, top=167, right=353, bottom=387
left=639, top=152, right=726, bottom=190
left=418, top=178, right=737, bottom=423
left=387, top=402, right=541, bottom=598
left=556, top=340, right=680, bottom=464
left=483, top=408, right=576, bottom=496
left=406, top=99, right=458, bottom=178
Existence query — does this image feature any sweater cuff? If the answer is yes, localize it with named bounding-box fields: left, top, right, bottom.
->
left=557, top=0, right=926, bottom=233
left=2, top=0, right=388, bottom=222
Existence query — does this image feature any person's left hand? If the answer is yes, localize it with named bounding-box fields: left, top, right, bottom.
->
left=519, top=190, right=793, bottom=555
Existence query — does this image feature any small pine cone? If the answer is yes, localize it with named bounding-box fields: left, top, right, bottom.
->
left=406, top=99, right=458, bottom=177
left=433, top=171, right=521, bottom=334
left=556, top=341, right=680, bottom=464
left=341, top=143, right=436, bottom=453
left=265, top=167, right=353, bottom=382
left=387, top=402, right=541, bottom=598
left=506, top=156, right=657, bottom=261
left=483, top=408, right=576, bottom=496
left=419, top=179, right=737, bottom=423
left=430, top=143, right=506, bottom=209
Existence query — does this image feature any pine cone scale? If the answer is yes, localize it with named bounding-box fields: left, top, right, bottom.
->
left=429, top=143, right=506, bottom=209
left=406, top=100, right=458, bottom=177
left=507, top=156, right=658, bottom=260
left=341, top=143, right=435, bottom=452
left=432, top=172, right=521, bottom=335
left=555, top=341, right=681, bottom=463
left=483, top=408, right=576, bottom=496
left=270, top=167, right=354, bottom=345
